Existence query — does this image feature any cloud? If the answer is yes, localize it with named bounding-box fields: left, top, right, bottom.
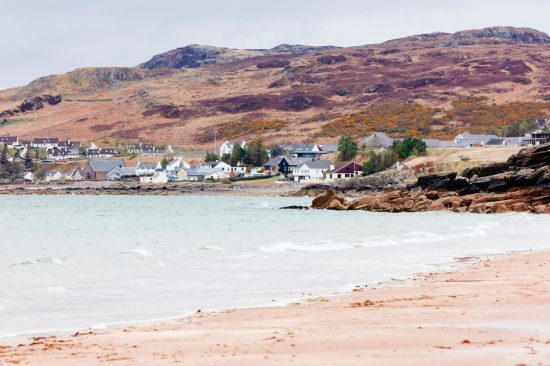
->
left=0, top=0, right=548, bottom=89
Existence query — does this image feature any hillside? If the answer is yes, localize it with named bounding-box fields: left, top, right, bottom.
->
left=0, top=26, right=549, bottom=146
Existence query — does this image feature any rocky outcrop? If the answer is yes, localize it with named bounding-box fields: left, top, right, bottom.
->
left=310, top=145, right=550, bottom=214
left=0, top=94, right=63, bottom=118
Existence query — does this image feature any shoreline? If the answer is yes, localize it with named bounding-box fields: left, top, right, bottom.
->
left=2, top=249, right=549, bottom=365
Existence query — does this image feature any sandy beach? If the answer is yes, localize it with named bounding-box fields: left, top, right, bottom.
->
left=1, top=250, right=548, bottom=365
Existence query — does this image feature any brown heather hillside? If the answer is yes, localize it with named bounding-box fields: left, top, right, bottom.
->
left=0, top=26, right=549, bottom=147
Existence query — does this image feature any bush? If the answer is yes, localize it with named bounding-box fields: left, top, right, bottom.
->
left=338, top=135, right=358, bottom=161
left=363, top=150, right=397, bottom=175
left=392, top=138, right=427, bottom=159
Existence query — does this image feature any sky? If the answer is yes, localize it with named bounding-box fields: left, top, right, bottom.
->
left=0, top=0, right=548, bottom=89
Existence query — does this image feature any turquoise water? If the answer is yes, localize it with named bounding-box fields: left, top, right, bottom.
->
left=1, top=195, right=549, bottom=338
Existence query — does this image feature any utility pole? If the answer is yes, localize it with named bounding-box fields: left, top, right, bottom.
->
left=213, top=128, right=218, bottom=157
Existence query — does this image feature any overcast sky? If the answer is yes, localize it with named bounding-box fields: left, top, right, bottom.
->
left=0, top=0, right=548, bottom=89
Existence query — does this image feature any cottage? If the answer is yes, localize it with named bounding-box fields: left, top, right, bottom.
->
left=453, top=132, right=499, bottom=147
left=279, top=143, right=338, bottom=158
left=231, top=166, right=246, bottom=174
left=220, top=141, right=246, bottom=157
left=45, top=171, right=65, bottom=181
left=84, top=159, right=125, bottom=180
left=140, top=171, right=169, bottom=184
left=165, top=157, right=190, bottom=175
left=0, top=136, right=19, bottom=148
left=293, top=160, right=334, bottom=182
left=24, top=171, right=36, bottom=182
left=486, top=137, right=521, bottom=147
left=211, top=161, right=232, bottom=172
left=32, top=138, right=59, bottom=148
left=324, top=161, right=363, bottom=181
left=276, top=156, right=312, bottom=177
left=108, top=167, right=137, bottom=181
left=136, top=162, right=161, bottom=176
left=67, top=168, right=85, bottom=181
left=264, top=156, right=284, bottom=173
left=186, top=168, right=230, bottom=182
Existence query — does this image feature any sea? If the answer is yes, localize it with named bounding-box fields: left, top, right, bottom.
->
left=1, top=195, right=549, bottom=338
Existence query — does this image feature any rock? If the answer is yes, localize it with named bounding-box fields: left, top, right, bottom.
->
left=312, top=190, right=344, bottom=209
left=327, top=199, right=348, bottom=210
left=461, top=162, right=508, bottom=179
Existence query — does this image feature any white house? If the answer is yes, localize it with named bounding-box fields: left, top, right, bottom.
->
left=453, top=132, right=499, bottom=147
left=0, top=136, right=19, bottom=148
left=45, top=171, right=65, bottom=181
left=136, top=162, right=161, bottom=176
left=186, top=168, right=230, bottom=181
left=23, top=171, right=36, bottom=182
left=220, top=141, right=246, bottom=157
left=232, top=166, right=246, bottom=174
left=107, top=167, right=137, bottom=181
left=165, top=157, right=190, bottom=175
left=140, top=171, right=169, bottom=184
left=212, top=161, right=232, bottom=173
left=67, top=168, right=85, bottom=181
left=32, top=138, right=59, bottom=148
left=324, top=161, right=363, bottom=181
left=293, top=160, right=334, bottom=182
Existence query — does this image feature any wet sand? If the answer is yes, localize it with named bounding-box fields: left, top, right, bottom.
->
left=1, top=250, right=549, bottom=365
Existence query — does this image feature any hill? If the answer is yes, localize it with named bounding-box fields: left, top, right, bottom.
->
left=0, top=26, right=549, bottom=147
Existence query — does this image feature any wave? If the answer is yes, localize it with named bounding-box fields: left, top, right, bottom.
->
left=199, top=245, right=226, bottom=252
left=13, top=256, right=64, bottom=267
left=259, top=240, right=354, bottom=254
left=124, top=248, right=165, bottom=267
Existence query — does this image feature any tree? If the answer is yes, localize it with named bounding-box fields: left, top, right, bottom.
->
left=270, top=145, right=284, bottom=157
left=221, top=153, right=231, bottom=164
left=229, top=144, right=246, bottom=166
left=392, top=137, right=427, bottom=159
left=204, top=151, right=219, bottom=162
left=0, top=145, right=12, bottom=179
left=161, top=157, right=170, bottom=169
left=244, top=139, right=269, bottom=166
left=338, top=135, right=358, bottom=161
left=24, top=149, right=34, bottom=172
left=363, top=150, right=397, bottom=176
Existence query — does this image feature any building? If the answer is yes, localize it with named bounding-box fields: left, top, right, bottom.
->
left=108, top=167, right=137, bottom=181
left=220, top=141, right=246, bottom=157
left=165, top=157, right=190, bottom=176
left=421, top=138, right=457, bottom=148
left=45, top=171, right=65, bottom=181
left=520, top=132, right=550, bottom=146
left=485, top=137, right=521, bottom=147
left=361, top=132, right=395, bottom=148
left=324, top=161, right=363, bottom=181
left=47, top=147, right=80, bottom=161
left=200, top=161, right=232, bottom=173
left=453, top=132, right=499, bottom=147
left=83, top=159, right=125, bottom=180
left=293, top=160, right=334, bottom=182
left=85, top=148, right=119, bottom=158
left=280, top=143, right=339, bottom=159
left=0, top=136, right=19, bottom=148
left=186, top=168, right=230, bottom=181
left=31, top=138, right=60, bottom=148
left=140, top=171, right=169, bottom=184
left=275, top=156, right=312, bottom=177
left=23, top=171, right=36, bottom=182
left=67, top=168, right=85, bottom=181
left=136, top=162, right=161, bottom=176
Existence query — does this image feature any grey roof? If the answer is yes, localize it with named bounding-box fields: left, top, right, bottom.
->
left=298, top=160, right=333, bottom=170
left=318, top=144, right=338, bottom=153
left=89, top=159, right=125, bottom=172
left=361, top=132, right=395, bottom=147
left=137, top=162, right=158, bottom=169
left=108, top=167, right=136, bottom=177
left=281, top=156, right=312, bottom=166
left=265, top=156, right=283, bottom=167
left=421, top=138, right=456, bottom=148
left=186, top=168, right=219, bottom=177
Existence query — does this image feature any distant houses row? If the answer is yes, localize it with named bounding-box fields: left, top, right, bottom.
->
left=0, top=136, right=174, bottom=161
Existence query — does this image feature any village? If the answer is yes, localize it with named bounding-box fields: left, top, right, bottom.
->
left=0, top=119, right=549, bottom=185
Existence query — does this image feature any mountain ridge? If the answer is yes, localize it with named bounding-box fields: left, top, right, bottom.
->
left=0, top=26, right=549, bottom=146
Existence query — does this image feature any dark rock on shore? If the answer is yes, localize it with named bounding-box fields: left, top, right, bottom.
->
left=309, top=145, right=550, bottom=214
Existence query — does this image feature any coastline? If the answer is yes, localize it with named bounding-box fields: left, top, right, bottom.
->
left=2, top=249, right=549, bottom=365
left=0, top=181, right=302, bottom=197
